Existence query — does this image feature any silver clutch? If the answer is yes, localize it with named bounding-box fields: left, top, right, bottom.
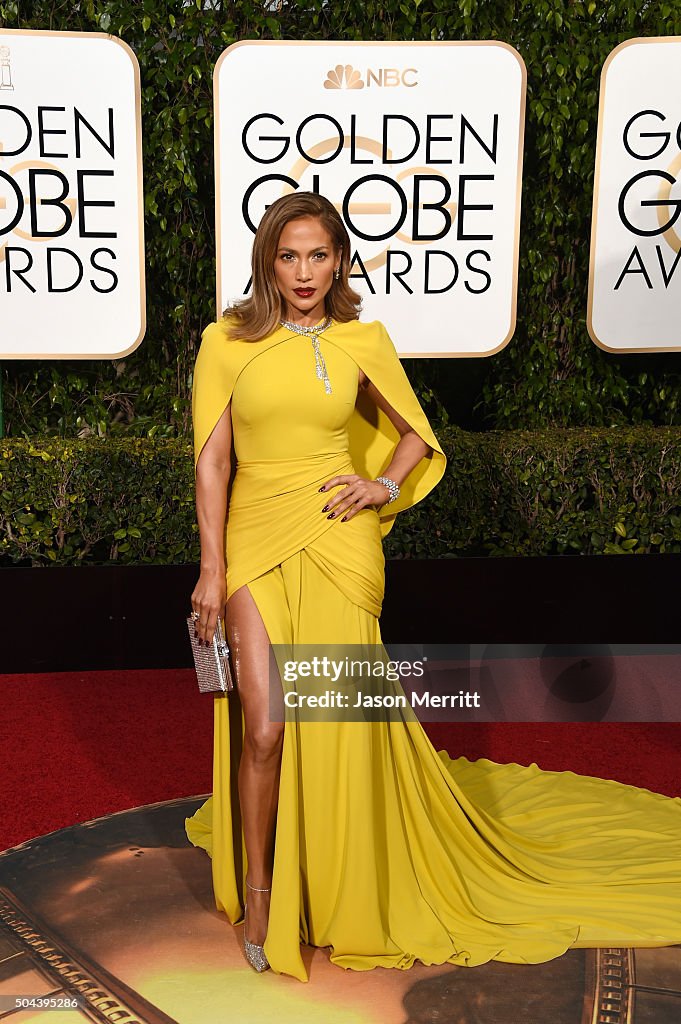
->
left=186, top=611, right=235, bottom=694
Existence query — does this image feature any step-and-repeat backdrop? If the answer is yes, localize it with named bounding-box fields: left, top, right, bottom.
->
left=1, top=30, right=679, bottom=358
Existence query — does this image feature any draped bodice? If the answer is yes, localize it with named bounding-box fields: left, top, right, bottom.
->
left=224, top=334, right=383, bottom=608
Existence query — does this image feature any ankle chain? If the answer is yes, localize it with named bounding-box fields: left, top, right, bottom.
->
left=246, top=879, right=271, bottom=892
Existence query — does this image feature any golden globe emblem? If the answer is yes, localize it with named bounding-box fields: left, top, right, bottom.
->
left=0, top=45, right=14, bottom=91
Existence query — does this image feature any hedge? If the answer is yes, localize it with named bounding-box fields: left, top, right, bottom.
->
left=4, top=427, right=681, bottom=566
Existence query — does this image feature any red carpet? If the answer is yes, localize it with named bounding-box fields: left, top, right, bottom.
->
left=1, top=668, right=679, bottom=851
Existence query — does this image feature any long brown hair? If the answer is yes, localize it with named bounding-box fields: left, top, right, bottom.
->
left=222, top=192, right=363, bottom=341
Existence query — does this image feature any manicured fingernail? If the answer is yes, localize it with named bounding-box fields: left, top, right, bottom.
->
left=340, top=516, right=347, bottom=522
left=327, top=512, right=335, bottom=519
left=321, top=505, right=329, bottom=512
left=319, top=486, right=325, bottom=492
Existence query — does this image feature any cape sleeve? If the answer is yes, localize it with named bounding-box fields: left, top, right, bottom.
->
left=191, top=318, right=448, bottom=539
left=191, top=320, right=238, bottom=473
left=343, top=320, right=448, bottom=538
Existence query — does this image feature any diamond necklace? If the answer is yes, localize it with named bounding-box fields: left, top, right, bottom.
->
left=280, top=315, right=333, bottom=394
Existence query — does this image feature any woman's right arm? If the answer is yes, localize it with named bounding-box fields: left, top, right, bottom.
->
left=191, top=401, right=233, bottom=645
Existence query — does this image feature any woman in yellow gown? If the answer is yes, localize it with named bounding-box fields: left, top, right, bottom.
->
left=186, top=192, right=681, bottom=983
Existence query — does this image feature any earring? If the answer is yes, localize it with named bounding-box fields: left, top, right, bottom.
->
left=334, top=267, right=340, bottom=280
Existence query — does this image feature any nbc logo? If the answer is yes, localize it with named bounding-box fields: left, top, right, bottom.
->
left=324, top=64, right=364, bottom=90
left=323, top=64, right=418, bottom=89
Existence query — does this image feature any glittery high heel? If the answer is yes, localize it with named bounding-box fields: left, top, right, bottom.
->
left=243, top=880, right=271, bottom=972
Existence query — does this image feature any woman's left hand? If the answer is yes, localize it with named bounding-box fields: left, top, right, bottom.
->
left=320, top=474, right=391, bottom=522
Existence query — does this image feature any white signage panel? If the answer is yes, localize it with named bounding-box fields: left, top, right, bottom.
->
left=0, top=29, right=145, bottom=358
left=214, top=41, right=526, bottom=356
left=589, top=37, right=681, bottom=352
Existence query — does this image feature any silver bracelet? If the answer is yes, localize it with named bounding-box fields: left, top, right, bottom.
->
left=375, top=475, right=400, bottom=504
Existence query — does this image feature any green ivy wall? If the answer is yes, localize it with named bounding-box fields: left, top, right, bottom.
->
left=2, top=0, right=681, bottom=442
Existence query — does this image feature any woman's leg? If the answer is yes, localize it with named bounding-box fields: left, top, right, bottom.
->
left=226, top=583, right=284, bottom=946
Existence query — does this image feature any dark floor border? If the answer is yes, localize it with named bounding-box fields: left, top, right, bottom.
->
left=3, top=554, right=680, bottom=673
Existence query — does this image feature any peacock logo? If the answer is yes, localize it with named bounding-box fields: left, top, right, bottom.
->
left=324, top=64, right=364, bottom=90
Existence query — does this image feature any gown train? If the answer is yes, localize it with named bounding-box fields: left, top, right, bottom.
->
left=185, top=317, right=681, bottom=983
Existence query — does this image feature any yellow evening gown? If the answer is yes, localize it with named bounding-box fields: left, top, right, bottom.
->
left=185, top=316, right=681, bottom=983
